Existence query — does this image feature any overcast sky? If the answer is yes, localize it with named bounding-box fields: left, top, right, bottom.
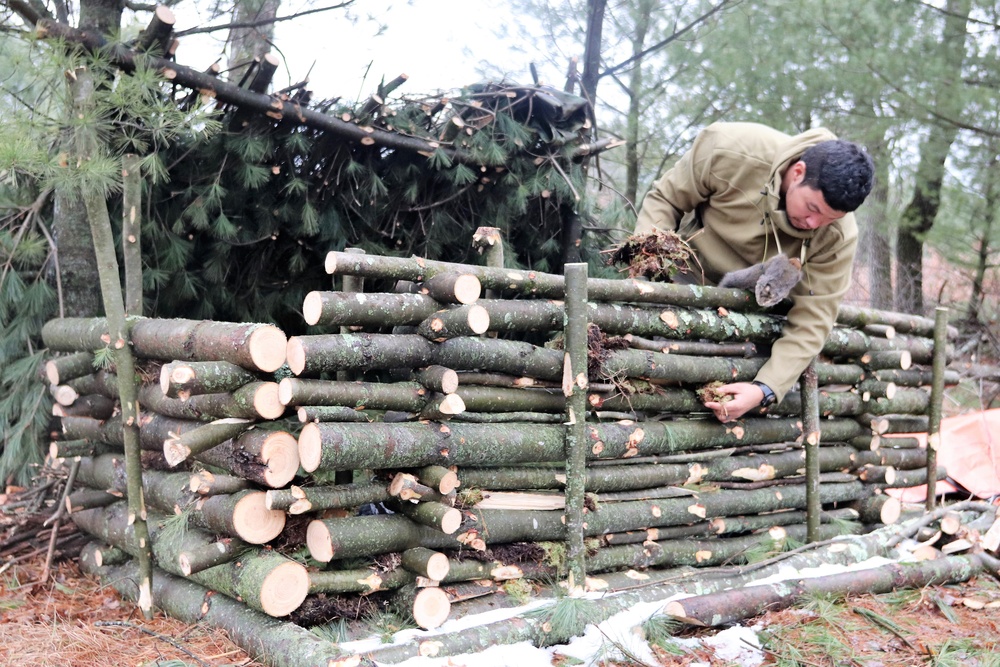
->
left=177, top=0, right=532, bottom=101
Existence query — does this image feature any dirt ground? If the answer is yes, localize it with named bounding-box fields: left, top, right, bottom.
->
left=3, top=545, right=1000, bottom=667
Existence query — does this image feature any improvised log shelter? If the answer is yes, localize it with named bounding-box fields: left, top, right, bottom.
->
left=22, top=6, right=995, bottom=667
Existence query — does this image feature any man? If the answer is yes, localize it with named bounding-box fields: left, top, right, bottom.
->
left=635, top=122, right=875, bottom=422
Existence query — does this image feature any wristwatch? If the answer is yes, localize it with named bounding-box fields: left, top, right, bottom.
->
left=752, top=381, right=776, bottom=407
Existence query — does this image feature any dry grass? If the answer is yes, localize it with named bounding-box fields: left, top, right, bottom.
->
left=0, top=556, right=264, bottom=667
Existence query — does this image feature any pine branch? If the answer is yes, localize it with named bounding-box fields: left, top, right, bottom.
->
left=175, top=2, right=356, bottom=37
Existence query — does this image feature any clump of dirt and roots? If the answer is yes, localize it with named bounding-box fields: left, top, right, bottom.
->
left=602, top=229, right=701, bottom=282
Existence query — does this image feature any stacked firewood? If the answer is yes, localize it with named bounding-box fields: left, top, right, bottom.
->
left=43, top=249, right=953, bottom=631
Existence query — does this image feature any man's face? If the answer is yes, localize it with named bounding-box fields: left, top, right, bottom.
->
left=783, top=162, right=846, bottom=231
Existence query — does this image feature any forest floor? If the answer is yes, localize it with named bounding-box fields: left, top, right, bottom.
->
left=2, top=540, right=1000, bottom=667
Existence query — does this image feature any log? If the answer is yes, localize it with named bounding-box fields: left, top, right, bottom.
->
left=265, top=482, right=390, bottom=514
left=859, top=414, right=929, bottom=435
left=588, top=522, right=861, bottom=573
left=159, top=360, right=257, bottom=399
left=52, top=394, right=116, bottom=420
left=163, top=417, right=252, bottom=467
left=178, top=537, right=251, bottom=576
left=302, top=291, right=443, bottom=328
left=45, top=351, right=95, bottom=385
left=625, top=335, right=759, bottom=358
left=664, top=555, right=984, bottom=628
left=405, top=586, right=451, bottom=630
left=79, top=555, right=345, bottom=665
left=188, top=470, right=252, bottom=496
left=420, top=272, right=482, bottom=305
left=193, top=490, right=285, bottom=545
left=297, top=418, right=864, bottom=472
left=195, top=429, right=299, bottom=489
left=140, top=381, right=284, bottom=421
left=307, top=564, right=415, bottom=594
left=73, top=503, right=307, bottom=617
left=393, top=500, right=462, bottom=534
left=279, top=378, right=441, bottom=413
left=417, top=304, right=490, bottom=341
left=401, top=547, right=450, bottom=581
left=65, top=488, right=119, bottom=512
left=417, top=465, right=460, bottom=494
left=66, top=369, right=119, bottom=399
left=41, top=317, right=287, bottom=372
left=50, top=439, right=117, bottom=460
left=414, top=366, right=459, bottom=395
left=296, top=405, right=374, bottom=423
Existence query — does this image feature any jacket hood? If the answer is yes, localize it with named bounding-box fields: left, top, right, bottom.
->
left=762, top=127, right=839, bottom=241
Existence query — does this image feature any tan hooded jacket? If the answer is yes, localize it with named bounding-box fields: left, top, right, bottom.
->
left=635, top=122, right=858, bottom=401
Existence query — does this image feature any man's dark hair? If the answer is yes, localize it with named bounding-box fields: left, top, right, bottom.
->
left=799, top=140, right=875, bottom=213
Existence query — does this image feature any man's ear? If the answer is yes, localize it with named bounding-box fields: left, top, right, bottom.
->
left=790, top=160, right=807, bottom=181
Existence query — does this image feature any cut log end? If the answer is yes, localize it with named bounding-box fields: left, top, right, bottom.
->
left=324, top=252, right=338, bottom=275
left=254, top=382, right=285, bottom=420
left=164, top=441, right=192, bottom=468
left=440, top=507, right=462, bottom=535
left=302, top=291, right=323, bottom=326
left=412, top=587, right=451, bottom=629
left=259, top=560, right=309, bottom=617
left=438, top=393, right=466, bottom=416
left=306, top=520, right=334, bottom=562
left=286, top=337, right=306, bottom=376
left=298, top=422, right=322, bottom=473
left=232, top=492, right=286, bottom=544
left=453, top=274, right=482, bottom=304
left=248, top=325, right=288, bottom=373
left=424, top=552, right=450, bottom=582
left=467, top=305, right=490, bottom=334
left=900, top=351, right=912, bottom=371
left=259, top=431, right=300, bottom=488
left=44, top=362, right=62, bottom=386
left=880, top=497, right=902, bottom=525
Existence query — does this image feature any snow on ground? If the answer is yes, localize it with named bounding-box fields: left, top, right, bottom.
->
left=350, top=545, right=922, bottom=666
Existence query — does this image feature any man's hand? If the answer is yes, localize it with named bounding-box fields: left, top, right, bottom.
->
left=703, top=382, right=765, bottom=422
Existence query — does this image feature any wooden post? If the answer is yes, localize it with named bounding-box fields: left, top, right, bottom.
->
left=926, top=307, right=948, bottom=511
left=800, top=359, right=821, bottom=542
left=563, top=262, right=588, bottom=589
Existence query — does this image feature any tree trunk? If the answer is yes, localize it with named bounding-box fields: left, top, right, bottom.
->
left=894, top=0, right=970, bottom=313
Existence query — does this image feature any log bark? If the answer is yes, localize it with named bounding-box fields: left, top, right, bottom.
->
left=73, top=503, right=307, bottom=617
left=417, top=304, right=490, bottom=341
left=141, top=381, right=284, bottom=420
left=664, top=554, right=984, bottom=627
left=279, top=378, right=441, bottom=413
left=302, top=291, right=444, bottom=328
left=927, top=307, right=949, bottom=510
left=177, top=537, right=251, bottom=576
left=121, top=153, right=143, bottom=315
left=188, top=470, right=252, bottom=496
left=307, top=564, right=416, bottom=594
left=45, top=351, right=95, bottom=385
left=265, top=483, right=390, bottom=514
left=414, top=366, right=459, bottom=395
left=164, top=417, right=252, bottom=467
left=420, top=272, right=482, bottom=305
left=297, top=418, right=863, bottom=472
left=79, top=555, right=345, bottom=666
left=194, top=429, right=299, bottom=489
left=52, top=394, right=116, bottom=420
left=41, top=317, right=287, bottom=372
left=159, top=360, right=257, bottom=399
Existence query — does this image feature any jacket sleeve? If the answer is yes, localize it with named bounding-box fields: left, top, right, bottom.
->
left=634, top=127, right=720, bottom=234
left=753, top=225, right=858, bottom=401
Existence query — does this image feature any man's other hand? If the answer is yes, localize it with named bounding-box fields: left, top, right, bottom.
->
left=703, top=382, right=765, bottom=422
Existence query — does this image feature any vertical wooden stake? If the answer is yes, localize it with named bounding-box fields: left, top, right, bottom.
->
left=926, top=307, right=949, bottom=511
left=121, top=154, right=143, bottom=316
left=563, top=262, right=588, bottom=589
left=336, top=247, right=366, bottom=485
left=800, top=359, right=821, bottom=543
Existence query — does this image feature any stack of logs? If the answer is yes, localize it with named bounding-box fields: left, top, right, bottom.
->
left=43, top=246, right=953, bottom=632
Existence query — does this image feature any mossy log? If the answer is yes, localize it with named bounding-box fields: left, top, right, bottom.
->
left=401, top=547, right=451, bottom=581
left=851, top=447, right=930, bottom=470
left=772, top=387, right=930, bottom=418
left=191, top=489, right=285, bottom=545
left=859, top=414, right=929, bottom=435
left=72, top=503, right=307, bottom=617
left=278, top=378, right=442, bottom=412
left=163, top=417, right=252, bottom=467
left=79, top=554, right=344, bottom=665
left=159, top=360, right=259, bottom=399
left=302, top=291, right=444, bottom=328
left=177, top=537, right=251, bottom=576
left=66, top=369, right=119, bottom=400
left=306, top=482, right=867, bottom=561
left=297, top=418, right=863, bottom=472
left=324, top=250, right=761, bottom=310
left=45, top=351, right=96, bottom=385
left=188, top=470, right=252, bottom=496
left=194, top=429, right=300, bottom=489
left=664, top=555, right=984, bottom=628
left=41, top=317, right=287, bottom=373
left=265, top=483, right=391, bottom=514
left=874, top=368, right=960, bottom=387
left=52, top=394, right=116, bottom=420
left=588, top=522, right=862, bottom=573
left=413, top=366, right=459, bottom=395
left=416, top=304, right=490, bottom=341
left=140, top=382, right=284, bottom=421
left=307, top=564, right=416, bottom=594
left=66, top=488, right=119, bottom=512
left=296, top=405, right=375, bottom=423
